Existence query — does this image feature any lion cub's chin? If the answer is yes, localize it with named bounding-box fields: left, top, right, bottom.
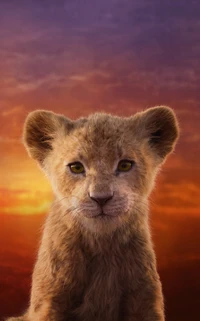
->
left=79, top=210, right=128, bottom=235
left=81, top=219, right=121, bottom=235
left=83, top=211, right=121, bottom=219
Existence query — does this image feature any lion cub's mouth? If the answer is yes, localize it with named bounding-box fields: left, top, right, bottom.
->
left=93, top=211, right=113, bottom=219
left=84, top=210, right=120, bottom=219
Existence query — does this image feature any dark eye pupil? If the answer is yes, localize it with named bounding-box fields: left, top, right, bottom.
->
left=74, top=164, right=83, bottom=170
left=122, top=163, right=127, bottom=167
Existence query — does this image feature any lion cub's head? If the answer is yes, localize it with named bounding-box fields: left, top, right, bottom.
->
left=23, top=107, right=179, bottom=234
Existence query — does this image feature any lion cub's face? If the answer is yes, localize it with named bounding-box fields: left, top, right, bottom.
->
left=23, top=107, right=179, bottom=233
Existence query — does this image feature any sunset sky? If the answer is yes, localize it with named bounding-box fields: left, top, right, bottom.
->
left=0, top=1, right=200, bottom=320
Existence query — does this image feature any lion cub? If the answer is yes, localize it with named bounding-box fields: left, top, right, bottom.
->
left=6, top=106, right=179, bottom=321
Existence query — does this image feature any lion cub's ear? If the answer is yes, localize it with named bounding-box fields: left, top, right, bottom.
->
left=23, top=110, right=73, bottom=165
left=133, top=106, right=180, bottom=162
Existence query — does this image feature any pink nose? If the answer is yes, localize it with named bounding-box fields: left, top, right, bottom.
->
left=89, top=194, right=113, bottom=207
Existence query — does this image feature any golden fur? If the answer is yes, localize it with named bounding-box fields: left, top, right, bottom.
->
left=6, top=106, right=179, bottom=321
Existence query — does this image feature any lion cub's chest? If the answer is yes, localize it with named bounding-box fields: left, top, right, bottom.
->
left=74, top=252, right=124, bottom=321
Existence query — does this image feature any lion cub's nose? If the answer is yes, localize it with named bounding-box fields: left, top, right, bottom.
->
left=89, top=193, right=113, bottom=207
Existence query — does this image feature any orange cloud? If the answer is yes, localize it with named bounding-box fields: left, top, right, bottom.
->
left=0, top=187, right=53, bottom=215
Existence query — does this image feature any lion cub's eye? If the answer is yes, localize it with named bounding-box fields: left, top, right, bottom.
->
left=117, top=160, right=134, bottom=172
left=68, top=162, right=85, bottom=174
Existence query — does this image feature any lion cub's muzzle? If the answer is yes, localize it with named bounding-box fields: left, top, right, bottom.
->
left=88, top=192, right=114, bottom=217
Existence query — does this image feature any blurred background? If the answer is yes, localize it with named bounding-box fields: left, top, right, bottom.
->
left=0, top=1, right=200, bottom=320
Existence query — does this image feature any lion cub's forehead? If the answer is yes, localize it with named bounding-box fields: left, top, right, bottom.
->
left=66, top=113, right=133, bottom=165
left=84, top=113, right=128, bottom=143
